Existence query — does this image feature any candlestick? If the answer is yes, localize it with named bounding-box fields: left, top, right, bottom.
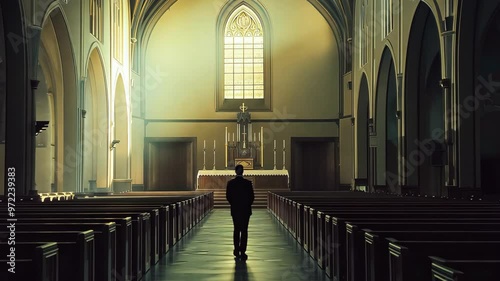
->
left=260, top=127, right=264, bottom=168
left=283, top=140, right=286, bottom=170
left=243, top=125, right=246, bottom=149
left=213, top=146, right=216, bottom=170
left=203, top=146, right=206, bottom=170
left=273, top=143, right=277, bottom=170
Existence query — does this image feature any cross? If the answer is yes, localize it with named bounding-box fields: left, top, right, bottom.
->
left=239, top=103, right=248, bottom=113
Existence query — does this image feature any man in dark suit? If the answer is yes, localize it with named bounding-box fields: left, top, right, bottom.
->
left=226, top=164, right=255, bottom=261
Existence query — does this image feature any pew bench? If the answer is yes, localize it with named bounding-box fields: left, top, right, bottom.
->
left=430, top=256, right=500, bottom=281
left=0, top=242, right=59, bottom=281
left=388, top=239, right=500, bottom=281
left=0, top=230, right=94, bottom=281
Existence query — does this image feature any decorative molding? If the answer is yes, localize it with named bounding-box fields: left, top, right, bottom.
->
left=145, top=118, right=339, bottom=124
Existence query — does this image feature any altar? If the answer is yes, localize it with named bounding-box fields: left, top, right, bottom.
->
left=197, top=170, right=289, bottom=190
left=197, top=103, right=289, bottom=190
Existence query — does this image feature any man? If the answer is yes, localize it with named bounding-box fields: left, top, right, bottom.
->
left=226, top=164, right=255, bottom=261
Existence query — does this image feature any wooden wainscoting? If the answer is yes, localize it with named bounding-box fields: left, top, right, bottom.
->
left=145, top=138, right=196, bottom=191
left=291, top=137, right=338, bottom=191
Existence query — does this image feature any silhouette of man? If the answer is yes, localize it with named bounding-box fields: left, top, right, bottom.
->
left=226, top=164, right=255, bottom=261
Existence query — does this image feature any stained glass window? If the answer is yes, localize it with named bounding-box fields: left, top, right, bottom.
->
left=224, top=6, right=264, bottom=99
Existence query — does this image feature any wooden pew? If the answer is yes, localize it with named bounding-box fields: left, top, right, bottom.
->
left=360, top=229, right=500, bottom=281
left=430, top=256, right=500, bottom=281
left=11, top=208, right=150, bottom=276
left=1, top=216, right=133, bottom=281
left=14, top=206, right=157, bottom=266
left=326, top=215, right=500, bottom=281
left=0, top=242, right=59, bottom=281
left=267, top=192, right=500, bottom=281
left=1, top=221, right=116, bottom=281
left=0, top=230, right=94, bottom=281
left=388, top=239, right=500, bottom=281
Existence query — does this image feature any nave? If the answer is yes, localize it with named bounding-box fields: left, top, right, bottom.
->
left=144, top=209, right=328, bottom=281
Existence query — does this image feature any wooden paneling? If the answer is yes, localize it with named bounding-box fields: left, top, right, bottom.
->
left=145, top=138, right=196, bottom=190
left=291, top=137, right=338, bottom=191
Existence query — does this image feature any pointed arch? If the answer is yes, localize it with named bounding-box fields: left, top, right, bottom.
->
left=216, top=0, right=272, bottom=111
left=83, top=45, right=109, bottom=190
left=36, top=6, right=78, bottom=192
left=355, top=73, right=370, bottom=186
left=405, top=2, right=444, bottom=196
left=113, top=74, right=130, bottom=182
left=375, top=46, right=398, bottom=192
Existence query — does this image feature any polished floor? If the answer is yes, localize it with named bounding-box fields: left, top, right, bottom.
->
left=143, top=209, right=329, bottom=281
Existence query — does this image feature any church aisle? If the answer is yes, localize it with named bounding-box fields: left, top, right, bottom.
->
left=143, top=209, right=329, bottom=281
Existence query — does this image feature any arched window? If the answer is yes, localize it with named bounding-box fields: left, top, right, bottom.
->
left=217, top=2, right=271, bottom=111
left=90, top=0, right=103, bottom=41
left=224, top=6, right=264, bottom=100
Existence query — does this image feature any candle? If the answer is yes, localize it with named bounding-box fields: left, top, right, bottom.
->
left=258, top=132, right=261, bottom=141
left=283, top=139, right=285, bottom=149
left=254, top=133, right=256, bottom=142
left=225, top=127, right=228, bottom=144
left=232, top=133, right=235, bottom=142
left=204, top=140, right=206, bottom=149
left=274, top=140, right=276, bottom=150
left=214, top=140, right=216, bottom=149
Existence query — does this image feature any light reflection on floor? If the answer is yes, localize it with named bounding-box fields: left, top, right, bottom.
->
left=143, top=209, right=329, bottom=281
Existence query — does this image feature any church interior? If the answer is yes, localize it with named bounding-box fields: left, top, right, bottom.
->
left=1, top=0, right=500, bottom=280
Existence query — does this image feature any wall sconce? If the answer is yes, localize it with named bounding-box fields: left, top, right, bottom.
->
left=35, top=121, right=49, bottom=136
left=110, top=140, right=120, bottom=150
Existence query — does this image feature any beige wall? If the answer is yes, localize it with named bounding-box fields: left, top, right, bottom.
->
left=142, top=0, right=340, bottom=180
left=145, top=0, right=339, bottom=120
left=140, top=0, right=341, bottom=186
left=146, top=122, right=338, bottom=172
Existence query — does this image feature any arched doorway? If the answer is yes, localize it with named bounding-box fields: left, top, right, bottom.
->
left=405, top=3, right=444, bottom=196
left=375, top=47, right=398, bottom=192
left=83, top=47, right=109, bottom=191
left=113, top=75, right=130, bottom=191
left=36, top=7, right=77, bottom=192
left=356, top=74, right=370, bottom=190
left=477, top=6, right=500, bottom=196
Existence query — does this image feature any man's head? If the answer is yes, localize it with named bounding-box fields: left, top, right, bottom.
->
left=235, top=164, right=244, bottom=176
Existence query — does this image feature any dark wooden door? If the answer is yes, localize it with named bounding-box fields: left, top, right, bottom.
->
left=291, top=138, right=338, bottom=191
left=145, top=138, right=195, bottom=190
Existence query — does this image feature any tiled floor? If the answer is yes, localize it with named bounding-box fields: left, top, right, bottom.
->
left=143, top=209, right=329, bottom=281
